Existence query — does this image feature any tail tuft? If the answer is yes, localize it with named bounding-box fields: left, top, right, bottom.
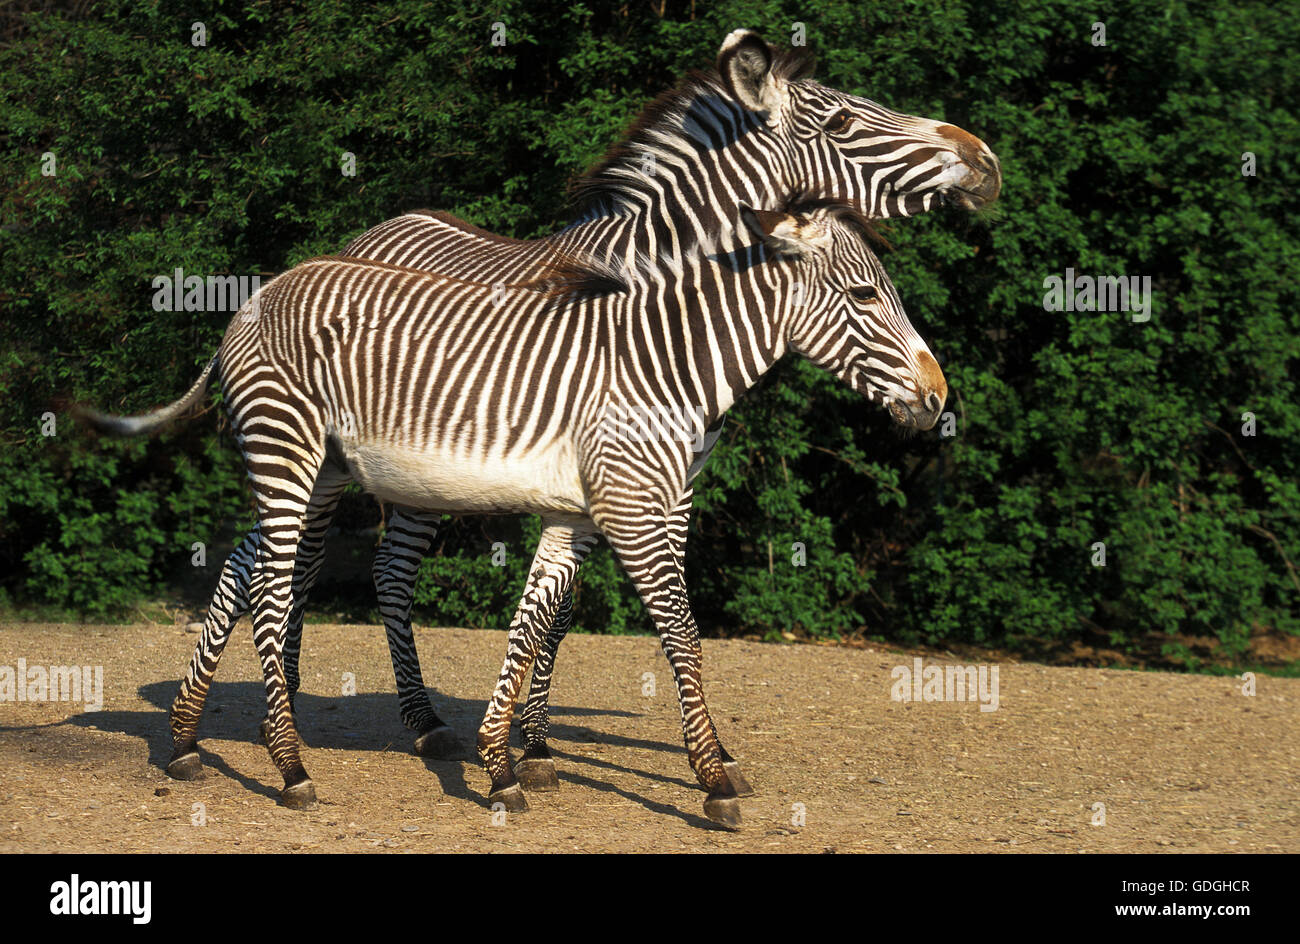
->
left=72, top=355, right=219, bottom=438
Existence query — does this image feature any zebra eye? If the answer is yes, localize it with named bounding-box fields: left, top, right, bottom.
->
left=850, top=285, right=878, bottom=302
left=825, top=109, right=854, bottom=134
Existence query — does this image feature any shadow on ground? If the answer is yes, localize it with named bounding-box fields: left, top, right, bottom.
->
left=0, top=678, right=688, bottom=810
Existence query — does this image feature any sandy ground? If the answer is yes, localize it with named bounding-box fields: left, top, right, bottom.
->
left=0, top=622, right=1295, bottom=853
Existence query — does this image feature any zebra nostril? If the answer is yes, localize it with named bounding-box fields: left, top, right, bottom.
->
left=926, top=392, right=942, bottom=412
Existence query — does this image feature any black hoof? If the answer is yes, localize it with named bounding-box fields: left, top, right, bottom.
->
left=703, top=793, right=742, bottom=830
left=280, top=779, right=317, bottom=811
left=724, top=760, right=755, bottom=798
left=515, top=757, right=560, bottom=792
left=488, top=782, right=529, bottom=813
left=165, top=750, right=203, bottom=781
left=414, top=725, right=464, bottom=759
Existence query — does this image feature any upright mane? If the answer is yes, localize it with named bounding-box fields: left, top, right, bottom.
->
left=517, top=247, right=632, bottom=304
left=567, top=46, right=817, bottom=217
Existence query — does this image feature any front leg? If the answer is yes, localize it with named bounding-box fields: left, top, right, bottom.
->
left=477, top=521, right=597, bottom=812
left=514, top=589, right=575, bottom=791
left=513, top=417, right=756, bottom=795
left=596, top=508, right=741, bottom=829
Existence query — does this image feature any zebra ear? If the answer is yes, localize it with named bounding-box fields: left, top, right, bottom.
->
left=740, top=205, right=822, bottom=257
left=718, top=30, right=786, bottom=114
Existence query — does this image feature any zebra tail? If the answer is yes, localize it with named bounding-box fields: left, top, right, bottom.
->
left=74, top=355, right=219, bottom=437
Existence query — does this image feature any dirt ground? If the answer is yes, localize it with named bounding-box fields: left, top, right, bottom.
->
left=0, top=622, right=1295, bottom=853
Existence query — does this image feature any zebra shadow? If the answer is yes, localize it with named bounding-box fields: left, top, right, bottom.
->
left=21, top=676, right=714, bottom=823
left=48, top=679, right=686, bottom=807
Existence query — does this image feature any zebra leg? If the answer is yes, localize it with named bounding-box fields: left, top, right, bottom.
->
left=664, top=490, right=754, bottom=798
left=260, top=467, right=350, bottom=747
left=372, top=507, right=463, bottom=758
left=514, top=589, right=574, bottom=791
left=512, top=440, right=754, bottom=795
left=477, top=521, right=596, bottom=813
left=166, top=528, right=258, bottom=779
left=512, top=428, right=748, bottom=804
left=247, top=452, right=325, bottom=810
left=514, top=524, right=598, bottom=789
left=601, top=516, right=740, bottom=830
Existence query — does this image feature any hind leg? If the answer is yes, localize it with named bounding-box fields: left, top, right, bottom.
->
left=243, top=445, right=327, bottom=808
left=262, top=466, right=350, bottom=746
left=373, top=507, right=462, bottom=757
left=166, top=529, right=258, bottom=779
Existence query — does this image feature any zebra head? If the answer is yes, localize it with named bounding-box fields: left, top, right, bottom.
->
left=718, top=30, right=1001, bottom=218
left=740, top=202, right=947, bottom=431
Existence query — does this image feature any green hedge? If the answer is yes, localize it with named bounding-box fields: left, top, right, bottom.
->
left=2, top=0, right=1296, bottom=663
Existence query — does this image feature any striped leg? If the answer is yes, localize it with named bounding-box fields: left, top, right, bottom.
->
left=180, top=490, right=459, bottom=764
left=512, top=505, right=683, bottom=788
left=515, top=488, right=752, bottom=794
left=513, top=589, right=573, bottom=790
left=246, top=444, right=326, bottom=809
left=477, top=521, right=596, bottom=812
left=259, top=468, right=349, bottom=747
left=281, top=474, right=351, bottom=713
left=372, top=507, right=462, bottom=757
left=513, top=526, right=599, bottom=790
left=600, top=512, right=740, bottom=829
left=664, top=489, right=754, bottom=798
left=171, top=468, right=350, bottom=773
left=165, top=528, right=258, bottom=779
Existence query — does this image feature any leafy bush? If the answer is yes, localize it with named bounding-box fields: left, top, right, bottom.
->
left=2, top=0, right=1295, bottom=664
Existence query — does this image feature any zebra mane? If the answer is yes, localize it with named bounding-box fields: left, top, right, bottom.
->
left=568, top=46, right=817, bottom=216
left=521, top=248, right=632, bottom=302
left=526, top=197, right=888, bottom=306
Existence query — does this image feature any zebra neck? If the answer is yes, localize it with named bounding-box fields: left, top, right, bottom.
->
left=610, top=246, right=791, bottom=426
left=562, top=90, right=794, bottom=273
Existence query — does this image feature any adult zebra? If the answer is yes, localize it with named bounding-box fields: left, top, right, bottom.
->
left=161, top=29, right=998, bottom=798
left=82, top=198, right=946, bottom=829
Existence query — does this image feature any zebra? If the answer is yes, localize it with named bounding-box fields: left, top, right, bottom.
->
left=80, top=195, right=948, bottom=830
left=160, top=29, right=999, bottom=798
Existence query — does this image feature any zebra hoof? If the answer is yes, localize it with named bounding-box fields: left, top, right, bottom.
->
left=414, top=725, right=464, bottom=759
left=280, top=779, right=318, bottom=811
left=515, top=757, right=560, bottom=792
left=488, top=783, right=529, bottom=814
left=703, top=793, right=742, bottom=830
left=723, top=760, right=755, bottom=798
left=165, top=750, right=203, bottom=781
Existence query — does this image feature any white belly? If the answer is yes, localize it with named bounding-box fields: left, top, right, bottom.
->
left=341, top=438, right=587, bottom=516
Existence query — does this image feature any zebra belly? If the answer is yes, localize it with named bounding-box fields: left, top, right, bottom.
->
left=341, top=440, right=588, bottom=516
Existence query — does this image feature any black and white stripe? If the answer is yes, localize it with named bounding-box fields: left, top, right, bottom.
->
left=86, top=197, right=948, bottom=828
left=89, top=30, right=992, bottom=823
